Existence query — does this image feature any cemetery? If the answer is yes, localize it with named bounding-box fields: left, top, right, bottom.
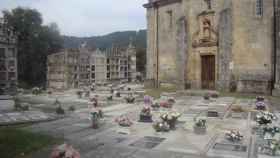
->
left=1, top=83, right=279, bottom=158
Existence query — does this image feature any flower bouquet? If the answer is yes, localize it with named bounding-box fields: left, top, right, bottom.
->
left=32, top=87, right=41, bottom=95
left=153, top=121, right=170, bottom=132
left=256, top=111, right=277, bottom=126
left=125, top=94, right=135, bottom=104
left=167, top=97, right=176, bottom=105
left=151, top=102, right=160, bottom=110
left=90, top=108, right=103, bottom=129
left=256, top=96, right=266, bottom=110
left=160, top=111, right=181, bottom=130
left=50, top=144, right=80, bottom=158
left=160, top=97, right=176, bottom=108
left=256, top=101, right=266, bottom=110
left=144, top=95, right=153, bottom=106
left=139, top=106, right=153, bottom=122
left=263, top=126, right=280, bottom=138
left=225, top=130, right=243, bottom=142
left=107, top=95, right=113, bottom=101
left=115, top=115, right=133, bottom=127
left=193, top=118, right=207, bottom=134
left=259, top=139, right=280, bottom=156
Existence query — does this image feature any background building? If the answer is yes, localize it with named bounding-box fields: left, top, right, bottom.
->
left=47, top=43, right=137, bottom=90
left=0, top=18, right=17, bottom=93
left=144, top=0, right=280, bottom=94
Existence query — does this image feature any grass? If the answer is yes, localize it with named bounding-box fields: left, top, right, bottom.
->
left=0, top=127, right=62, bottom=158
left=145, top=86, right=177, bottom=99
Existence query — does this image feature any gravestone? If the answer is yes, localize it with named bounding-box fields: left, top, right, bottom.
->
left=231, top=112, right=244, bottom=119
left=129, top=136, right=165, bottom=149
left=213, top=143, right=247, bottom=152
left=207, top=110, right=219, bottom=117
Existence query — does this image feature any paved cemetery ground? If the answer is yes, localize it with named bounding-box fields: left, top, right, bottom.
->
left=1, top=86, right=280, bottom=158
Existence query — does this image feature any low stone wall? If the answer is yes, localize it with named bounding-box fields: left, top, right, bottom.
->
left=237, top=80, right=271, bottom=94
left=144, top=79, right=156, bottom=88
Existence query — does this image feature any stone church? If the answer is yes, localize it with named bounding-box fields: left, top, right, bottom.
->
left=144, top=0, right=280, bottom=94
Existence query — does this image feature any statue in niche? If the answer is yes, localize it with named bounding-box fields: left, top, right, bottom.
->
left=192, top=10, right=217, bottom=48
left=202, top=18, right=211, bottom=41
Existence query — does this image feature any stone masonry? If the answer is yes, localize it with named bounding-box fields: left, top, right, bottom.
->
left=47, top=43, right=137, bottom=90
left=144, top=0, right=277, bottom=94
left=0, top=18, right=18, bottom=93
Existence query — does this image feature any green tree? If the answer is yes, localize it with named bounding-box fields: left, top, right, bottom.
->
left=136, top=48, right=146, bottom=75
left=3, top=7, right=63, bottom=88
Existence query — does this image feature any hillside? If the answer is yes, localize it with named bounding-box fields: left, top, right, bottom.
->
left=63, top=30, right=146, bottom=50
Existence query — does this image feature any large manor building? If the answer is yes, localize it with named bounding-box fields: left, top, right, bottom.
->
left=144, top=0, right=280, bottom=94
left=47, top=44, right=137, bottom=90
left=0, top=18, right=18, bottom=93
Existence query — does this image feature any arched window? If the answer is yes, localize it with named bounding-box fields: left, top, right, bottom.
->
left=256, top=0, right=263, bottom=16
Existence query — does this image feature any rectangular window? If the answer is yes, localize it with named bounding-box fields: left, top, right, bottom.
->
left=8, top=72, right=15, bottom=80
left=0, top=60, right=5, bottom=71
left=256, top=0, right=263, bottom=16
left=8, top=60, right=15, bottom=67
left=7, top=48, right=15, bottom=58
left=0, top=72, right=6, bottom=80
left=0, top=48, right=5, bottom=58
left=167, top=10, right=173, bottom=29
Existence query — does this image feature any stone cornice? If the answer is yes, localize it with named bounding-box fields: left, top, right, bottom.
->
left=143, top=0, right=182, bottom=8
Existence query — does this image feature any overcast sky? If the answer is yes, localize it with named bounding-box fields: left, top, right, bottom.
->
left=0, top=0, right=147, bottom=37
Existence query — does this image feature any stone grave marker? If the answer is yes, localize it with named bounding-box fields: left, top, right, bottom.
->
left=213, top=143, right=247, bottom=152
left=207, top=110, right=219, bottom=117
left=129, top=136, right=165, bottom=149
left=231, top=112, right=244, bottom=119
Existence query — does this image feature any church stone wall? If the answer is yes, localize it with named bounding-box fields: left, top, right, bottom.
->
left=144, top=0, right=275, bottom=94
left=157, top=3, right=183, bottom=87
left=231, top=0, right=273, bottom=94
left=217, top=7, right=233, bottom=91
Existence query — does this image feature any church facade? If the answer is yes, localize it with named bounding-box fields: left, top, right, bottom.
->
left=144, top=0, right=280, bottom=94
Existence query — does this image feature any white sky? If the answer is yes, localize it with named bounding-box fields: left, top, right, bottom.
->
left=0, top=0, right=147, bottom=37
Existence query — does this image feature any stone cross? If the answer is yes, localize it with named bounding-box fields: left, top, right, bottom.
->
left=204, top=0, right=212, bottom=10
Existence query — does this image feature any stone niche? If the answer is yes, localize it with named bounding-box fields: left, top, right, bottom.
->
left=192, top=10, right=218, bottom=49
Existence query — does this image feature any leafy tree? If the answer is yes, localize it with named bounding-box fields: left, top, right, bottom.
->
left=3, top=7, right=63, bottom=88
left=136, top=48, right=146, bottom=75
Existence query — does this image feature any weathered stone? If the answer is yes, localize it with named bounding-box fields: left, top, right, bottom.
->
left=144, top=0, right=276, bottom=94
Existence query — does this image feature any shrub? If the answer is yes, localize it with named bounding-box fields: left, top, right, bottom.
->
left=21, top=103, right=30, bottom=111
left=14, top=97, right=21, bottom=110
left=68, top=105, right=75, bottom=112
left=32, top=87, right=41, bottom=95
left=56, top=106, right=65, bottom=115
left=76, top=91, right=83, bottom=98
